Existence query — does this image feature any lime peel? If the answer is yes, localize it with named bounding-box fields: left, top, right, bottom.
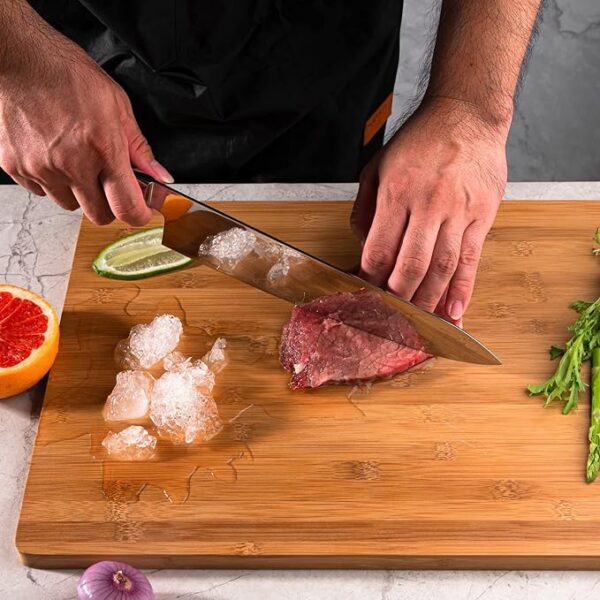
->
left=92, top=227, right=192, bottom=280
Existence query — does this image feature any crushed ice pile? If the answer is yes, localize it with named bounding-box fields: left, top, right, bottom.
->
left=115, top=314, right=183, bottom=369
left=198, top=226, right=303, bottom=285
left=102, top=314, right=228, bottom=460
left=102, top=426, right=157, bottom=461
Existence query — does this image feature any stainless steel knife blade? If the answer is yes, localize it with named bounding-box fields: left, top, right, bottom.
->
left=137, top=174, right=500, bottom=365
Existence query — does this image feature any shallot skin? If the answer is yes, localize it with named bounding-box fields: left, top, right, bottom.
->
left=77, top=560, right=154, bottom=599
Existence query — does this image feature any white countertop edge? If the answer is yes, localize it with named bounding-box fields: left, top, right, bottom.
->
left=168, top=181, right=600, bottom=202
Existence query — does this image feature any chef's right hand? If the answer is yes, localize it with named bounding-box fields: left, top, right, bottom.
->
left=0, top=18, right=173, bottom=225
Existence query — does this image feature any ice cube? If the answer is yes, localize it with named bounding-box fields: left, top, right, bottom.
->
left=267, top=259, right=291, bottom=285
left=115, top=314, right=183, bottom=369
left=266, top=248, right=303, bottom=286
left=150, top=371, right=222, bottom=444
left=102, top=426, right=157, bottom=461
left=163, top=350, right=190, bottom=372
left=198, top=227, right=257, bottom=269
left=186, top=359, right=216, bottom=393
left=254, top=237, right=283, bottom=261
left=163, top=351, right=215, bottom=393
left=202, top=337, right=228, bottom=374
left=103, top=370, right=154, bottom=422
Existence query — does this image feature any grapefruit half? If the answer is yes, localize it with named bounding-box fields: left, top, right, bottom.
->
left=0, top=285, right=59, bottom=399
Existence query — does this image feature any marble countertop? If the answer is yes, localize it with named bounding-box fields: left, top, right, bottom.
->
left=2, top=181, right=600, bottom=600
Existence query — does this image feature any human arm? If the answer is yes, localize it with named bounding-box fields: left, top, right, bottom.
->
left=352, top=0, right=542, bottom=321
left=0, top=0, right=172, bottom=225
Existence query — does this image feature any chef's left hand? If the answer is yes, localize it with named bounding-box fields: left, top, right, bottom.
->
left=352, top=96, right=508, bottom=322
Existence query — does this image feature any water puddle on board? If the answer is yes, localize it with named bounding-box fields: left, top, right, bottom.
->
left=39, top=291, right=373, bottom=506
left=95, top=406, right=261, bottom=505
left=39, top=295, right=283, bottom=505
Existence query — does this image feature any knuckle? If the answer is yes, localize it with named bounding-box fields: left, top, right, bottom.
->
left=399, top=255, right=428, bottom=279
left=363, top=242, right=396, bottom=272
left=98, top=214, right=115, bottom=226
left=0, top=153, right=19, bottom=175
left=450, top=278, right=472, bottom=298
left=432, top=245, right=460, bottom=277
left=95, top=139, right=120, bottom=161
left=59, top=197, right=79, bottom=211
left=432, top=254, right=457, bottom=277
left=451, top=269, right=473, bottom=290
left=129, top=132, right=150, bottom=154
left=378, top=182, right=407, bottom=210
left=75, top=193, right=112, bottom=224
left=425, top=183, right=448, bottom=206
left=16, top=159, right=38, bottom=178
left=112, top=203, right=148, bottom=225
left=431, top=181, right=450, bottom=198
left=63, top=125, right=99, bottom=155
left=47, top=152, right=74, bottom=176
left=415, top=294, right=439, bottom=311
left=87, top=210, right=114, bottom=226
left=460, top=240, right=481, bottom=268
left=55, top=198, right=77, bottom=211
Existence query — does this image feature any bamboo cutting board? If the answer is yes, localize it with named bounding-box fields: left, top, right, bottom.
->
left=16, top=200, right=600, bottom=569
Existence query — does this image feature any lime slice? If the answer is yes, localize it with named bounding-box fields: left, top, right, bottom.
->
left=92, top=227, right=192, bottom=280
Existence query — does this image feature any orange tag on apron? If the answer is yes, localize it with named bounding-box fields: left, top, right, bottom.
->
left=363, top=94, right=393, bottom=146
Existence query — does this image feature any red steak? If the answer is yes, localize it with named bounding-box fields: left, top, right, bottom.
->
left=280, top=289, right=432, bottom=389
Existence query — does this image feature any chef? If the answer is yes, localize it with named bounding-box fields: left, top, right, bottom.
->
left=0, top=0, right=541, bottom=322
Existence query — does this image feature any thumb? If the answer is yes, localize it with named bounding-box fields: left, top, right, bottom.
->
left=124, top=116, right=174, bottom=184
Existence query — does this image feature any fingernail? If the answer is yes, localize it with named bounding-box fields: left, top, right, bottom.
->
left=150, top=160, right=174, bottom=184
left=448, top=300, right=463, bottom=321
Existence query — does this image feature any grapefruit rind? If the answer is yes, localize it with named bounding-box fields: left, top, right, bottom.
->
left=0, top=285, right=59, bottom=399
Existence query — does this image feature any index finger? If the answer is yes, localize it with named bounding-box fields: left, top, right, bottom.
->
left=101, top=163, right=153, bottom=226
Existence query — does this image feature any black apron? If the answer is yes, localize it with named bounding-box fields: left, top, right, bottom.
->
left=10, top=1, right=403, bottom=183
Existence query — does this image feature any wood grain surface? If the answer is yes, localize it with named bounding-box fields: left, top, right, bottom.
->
left=16, top=200, right=600, bottom=569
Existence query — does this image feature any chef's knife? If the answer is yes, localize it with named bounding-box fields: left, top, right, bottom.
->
left=136, top=174, right=500, bottom=365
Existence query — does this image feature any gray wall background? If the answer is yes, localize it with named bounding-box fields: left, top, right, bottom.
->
left=390, top=0, right=600, bottom=181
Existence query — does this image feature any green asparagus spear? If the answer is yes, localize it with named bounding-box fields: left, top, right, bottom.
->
left=586, top=348, right=600, bottom=482
left=528, top=298, right=600, bottom=414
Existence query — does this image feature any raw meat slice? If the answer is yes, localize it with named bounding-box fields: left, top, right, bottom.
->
left=297, top=288, right=426, bottom=351
left=280, top=289, right=431, bottom=389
